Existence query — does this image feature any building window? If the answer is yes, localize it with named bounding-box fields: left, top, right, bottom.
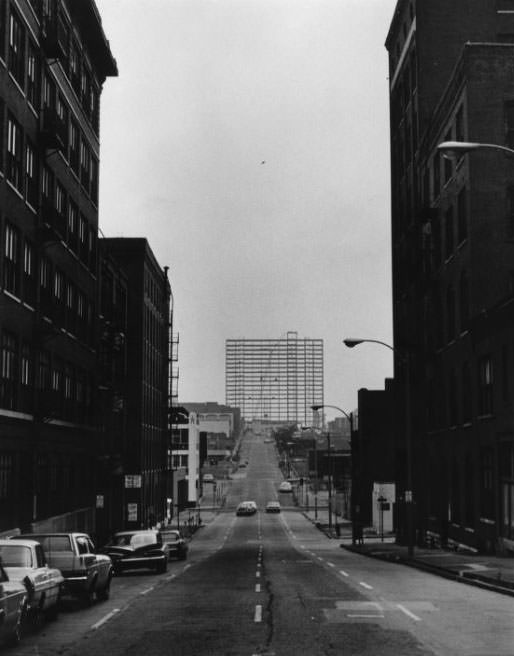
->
left=500, top=442, right=514, bottom=538
left=8, top=9, right=25, bottom=88
left=478, top=355, right=493, bottom=416
left=3, top=222, right=19, bottom=296
left=42, top=73, right=55, bottom=111
left=69, top=120, right=79, bottom=174
left=27, top=40, right=38, bottom=108
left=457, top=187, right=468, bottom=243
left=0, top=332, right=17, bottom=410
left=23, top=239, right=35, bottom=305
left=25, top=140, right=38, bottom=208
left=79, top=138, right=90, bottom=190
left=56, top=94, right=68, bottom=151
left=6, top=115, right=22, bottom=191
left=456, top=104, right=465, bottom=143
left=41, top=164, right=54, bottom=202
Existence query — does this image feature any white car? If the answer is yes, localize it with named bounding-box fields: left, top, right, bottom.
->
left=0, top=539, right=63, bottom=621
left=279, top=481, right=293, bottom=493
left=0, top=560, right=27, bottom=645
left=202, top=473, right=215, bottom=483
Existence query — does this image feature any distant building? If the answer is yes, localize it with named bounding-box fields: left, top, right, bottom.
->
left=170, top=407, right=200, bottom=511
left=100, top=238, right=172, bottom=529
left=386, top=1, right=514, bottom=552
left=0, top=0, right=116, bottom=532
left=225, top=332, right=323, bottom=425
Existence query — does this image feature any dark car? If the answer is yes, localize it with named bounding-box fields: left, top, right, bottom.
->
left=160, top=530, right=188, bottom=560
left=100, top=530, right=168, bottom=575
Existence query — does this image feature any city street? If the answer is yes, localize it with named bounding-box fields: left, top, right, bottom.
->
left=9, top=430, right=514, bottom=655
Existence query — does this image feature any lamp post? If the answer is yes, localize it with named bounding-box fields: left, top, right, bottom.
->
left=342, top=338, right=414, bottom=558
left=311, top=404, right=353, bottom=538
left=437, top=140, right=514, bottom=158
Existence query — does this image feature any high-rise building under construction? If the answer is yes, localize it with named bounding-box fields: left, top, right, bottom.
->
left=225, top=332, right=323, bottom=425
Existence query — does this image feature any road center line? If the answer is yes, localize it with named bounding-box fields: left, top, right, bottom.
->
left=359, top=582, right=373, bottom=590
left=339, top=570, right=349, bottom=577
left=91, top=608, right=120, bottom=630
left=254, top=605, right=262, bottom=622
left=140, top=587, right=154, bottom=595
left=397, top=604, right=421, bottom=621
left=256, top=571, right=261, bottom=578
left=328, top=562, right=335, bottom=568
left=255, top=583, right=261, bottom=592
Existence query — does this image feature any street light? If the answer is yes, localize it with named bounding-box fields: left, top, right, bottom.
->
left=311, top=404, right=354, bottom=538
left=342, top=337, right=414, bottom=558
left=437, top=140, right=514, bottom=158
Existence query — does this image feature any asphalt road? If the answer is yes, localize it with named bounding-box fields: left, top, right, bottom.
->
left=9, top=431, right=514, bottom=655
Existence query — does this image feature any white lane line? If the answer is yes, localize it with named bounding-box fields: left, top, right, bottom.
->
left=183, top=564, right=192, bottom=571
left=92, top=608, right=120, bottom=630
left=359, top=582, right=373, bottom=590
left=255, top=583, right=261, bottom=592
left=317, top=556, right=324, bottom=561
left=339, top=570, right=349, bottom=577
left=140, top=587, right=154, bottom=595
left=347, top=613, right=384, bottom=619
left=327, top=562, right=335, bottom=568
left=165, top=574, right=176, bottom=581
left=257, top=563, right=261, bottom=568
left=254, top=605, right=262, bottom=622
left=256, top=571, right=261, bottom=578
left=397, top=604, right=421, bottom=621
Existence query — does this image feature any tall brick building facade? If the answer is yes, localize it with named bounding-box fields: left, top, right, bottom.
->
left=386, top=1, right=514, bottom=552
left=0, top=0, right=116, bottom=532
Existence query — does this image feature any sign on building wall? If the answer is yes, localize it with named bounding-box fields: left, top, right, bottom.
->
left=127, top=503, right=138, bottom=521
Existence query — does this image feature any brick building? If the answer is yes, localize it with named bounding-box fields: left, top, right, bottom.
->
left=0, top=0, right=116, bottom=532
left=386, top=1, right=514, bottom=552
left=100, top=238, right=172, bottom=530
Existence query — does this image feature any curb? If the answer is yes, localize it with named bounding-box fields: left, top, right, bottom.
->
left=341, top=545, right=514, bottom=598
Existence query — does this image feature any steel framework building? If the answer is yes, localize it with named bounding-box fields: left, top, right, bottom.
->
left=225, top=333, right=323, bottom=425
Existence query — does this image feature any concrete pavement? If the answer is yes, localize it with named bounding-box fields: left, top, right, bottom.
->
left=300, top=507, right=514, bottom=597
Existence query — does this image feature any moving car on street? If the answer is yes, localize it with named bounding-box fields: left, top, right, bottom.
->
left=236, top=501, right=257, bottom=516
left=279, top=481, right=293, bottom=493
left=161, top=530, right=188, bottom=560
left=265, top=501, right=281, bottom=513
left=101, top=530, right=168, bottom=574
left=11, top=533, right=113, bottom=605
left=0, top=539, right=63, bottom=621
left=202, top=473, right=215, bottom=483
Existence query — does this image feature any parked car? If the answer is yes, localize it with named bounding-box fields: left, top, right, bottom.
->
left=202, top=473, right=215, bottom=483
left=101, top=530, right=168, bottom=574
left=265, top=501, right=281, bottom=513
left=236, top=501, right=257, bottom=516
left=0, top=560, right=28, bottom=645
left=11, top=533, right=113, bottom=605
left=279, top=481, right=293, bottom=493
left=0, top=539, right=63, bottom=621
left=160, top=530, right=188, bottom=560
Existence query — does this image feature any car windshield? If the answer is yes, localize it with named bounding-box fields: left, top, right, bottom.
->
left=162, top=532, right=180, bottom=542
left=0, top=545, right=32, bottom=567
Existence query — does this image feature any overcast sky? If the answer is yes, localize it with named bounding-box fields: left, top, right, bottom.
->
left=95, top=0, right=398, bottom=420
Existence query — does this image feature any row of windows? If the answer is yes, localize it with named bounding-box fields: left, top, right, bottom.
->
left=2, top=221, right=96, bottom=345
left=2, top=102, right=99, bottom=209
left=0, top=330, right=94, bottom=424
left=6, top=1, right=101, bottom=133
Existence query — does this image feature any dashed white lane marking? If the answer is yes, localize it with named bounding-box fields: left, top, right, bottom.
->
left=183, top=564, right=192, bottom=571
left=328, top=562, right=335, bottom=568
left=347, top=613, right=384, bottom=619
left=339, top=570, right=349, bottom=577
left=359, top=582, right=373, bottom=590
left=92, top=608, right=120, bottom=630
left=254, top=605, right=262, bottom=622
left=257, top=563, right=261, bottom=568
left=140, top=587, right=154, bottom=595
left=165, top=574, right=177, bottom=581
left=397, top=603, right=421, bottom=621
left=256, top=571, right=261, bottom=578
left=317, top=556, right=324, bottom=561
left=255, top=583, right=261, bottom=592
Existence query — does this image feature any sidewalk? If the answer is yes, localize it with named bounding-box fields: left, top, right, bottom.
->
left=301, top=509, right=514, bottom=597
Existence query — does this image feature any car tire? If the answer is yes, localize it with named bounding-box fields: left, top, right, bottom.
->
left=155, top=559, right=168, bottom=574
left=96, top=575, right=112, bottom=602
left=83, top=581, right=96, bottom=607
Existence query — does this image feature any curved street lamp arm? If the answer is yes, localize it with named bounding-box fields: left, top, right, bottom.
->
left=313, top=404, right=352, bottom=422
left=437, top=140, right=514, bottom=157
